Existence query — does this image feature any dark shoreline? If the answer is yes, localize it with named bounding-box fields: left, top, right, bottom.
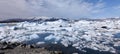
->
left=0, top=42, right=116, bottom=54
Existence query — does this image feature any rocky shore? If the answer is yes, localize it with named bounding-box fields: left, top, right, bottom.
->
left=0, top=42, right=116, bottom=54
left=0, top=42, right=62, bottom=54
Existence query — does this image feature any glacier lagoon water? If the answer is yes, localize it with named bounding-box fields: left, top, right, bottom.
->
left=1, top=18, right=120, bottom=54
left=36, top=44, right=114, bottom=54
left=0, top=24, right=5, bottom=27
left=114, top=33, right=120, bottom=38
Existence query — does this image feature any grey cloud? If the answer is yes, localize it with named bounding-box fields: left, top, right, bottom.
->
left=0, top=0, right=33, bottom=18
left=0, top=0, right=104, bottom=19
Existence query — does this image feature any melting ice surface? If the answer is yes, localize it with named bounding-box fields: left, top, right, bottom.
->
left=0, top=19, right=120, bottom=53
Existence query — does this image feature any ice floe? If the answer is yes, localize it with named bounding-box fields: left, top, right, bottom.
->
left=0, top=18, right=120, bottom=53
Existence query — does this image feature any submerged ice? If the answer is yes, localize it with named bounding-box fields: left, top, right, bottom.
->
left=0, top=18, right=120, bottom=53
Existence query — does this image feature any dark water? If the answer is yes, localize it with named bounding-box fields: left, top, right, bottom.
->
left=113, top=33, right=120, bottom=38
left=24, top=33, right=117, bottom=54
left=25, top=33, right=53, bottom=44
left=35, top=44, right=115, bottom=54
left=114, top=46, right=120, bottom=54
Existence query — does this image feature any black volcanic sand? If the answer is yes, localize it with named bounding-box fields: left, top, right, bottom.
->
left=0, top=42, right=62, bottom=54
left=0, top=42, right=117, bottom=54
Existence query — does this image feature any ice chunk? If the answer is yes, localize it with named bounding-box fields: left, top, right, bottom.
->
left=61, top=39, right=71, bottom=47
left=8, top=34, right=39, bottom=43
left=45, top=35, right=61, bottom=42
left=72, top=42, right=79, bottom=47
left=36, top=42, right=45, bottom=45
left=29, top=34, right=39, bottom=39
left=82, top=35, right=92, bottom=41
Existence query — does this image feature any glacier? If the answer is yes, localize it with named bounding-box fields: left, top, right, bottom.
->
left=0, top=18, right=120, bottom=53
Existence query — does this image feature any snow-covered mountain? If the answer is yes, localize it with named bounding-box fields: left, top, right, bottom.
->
left=0, top=17, right=120, bottom=53
left=0, top=16, right=69, bottom=23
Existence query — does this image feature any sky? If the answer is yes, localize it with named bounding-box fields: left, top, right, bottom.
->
left=0, top=0, right=120, bottom=19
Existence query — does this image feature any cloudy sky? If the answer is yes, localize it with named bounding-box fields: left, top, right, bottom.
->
left=0, top=0, right=120, bottom=19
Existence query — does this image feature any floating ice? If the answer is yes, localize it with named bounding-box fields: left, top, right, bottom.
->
left=0, top=19, right=120, bottom=53
left=45, top=34, right=61, bottom=42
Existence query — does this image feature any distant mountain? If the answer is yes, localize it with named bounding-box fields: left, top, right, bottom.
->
left=0, top=16, right=120, bottom=23
left=0, top=17, right=69, bottom=23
